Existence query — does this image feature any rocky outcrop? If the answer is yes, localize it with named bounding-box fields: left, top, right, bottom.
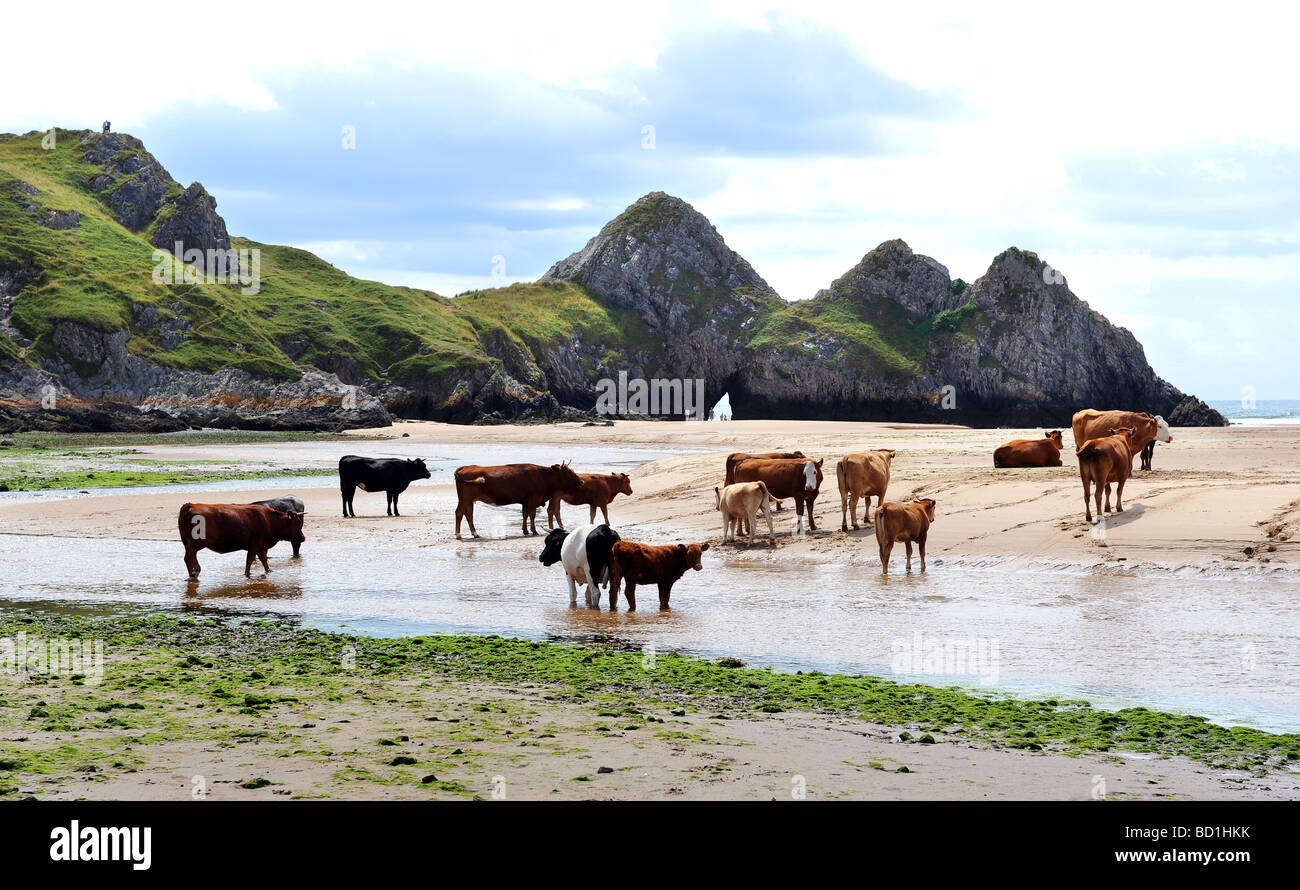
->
left=79, top=132, right=174, bottom=231
left=150, top=182, right=233, bottom=261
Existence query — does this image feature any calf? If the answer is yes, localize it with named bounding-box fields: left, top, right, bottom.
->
left=993, top=431, right=1064, bottom=468
left=178, top=503, right=304, bottom=580
left=1076, top=427, right=1137, bottom=524
left=714, top=481, right=775, bottom=546
left=339, top=456, right=431, bottom=517
left=249, top=495, right=306, bottom=556
left=836, top=449, right=896, bottom=531
left=539, top=523, right=621, bottom=607
left=547, top=472, right=633, bottom=529
left=608, top=540, right=709, bottom=611
left=874, top=498, right=936, bottom=574
left=733, top=457, right=824, bottom=534
left=455, top=462, right=582, bottom=537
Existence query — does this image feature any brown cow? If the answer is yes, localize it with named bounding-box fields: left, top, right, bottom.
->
left=1076, top=427, right=1137, bottom=524
left=178, top=503, right=304, bottom=580
left=1072, top=410, right=1171, bottom=467
left=733, top=457, right=824, bottom=534
left=454, top=462, right=582, bottom=538
left=874, top=498, right=936, bottom=574
left=836, top=449, right=896, bottom=531
left=993, top=431, right=1064, bottom=468
left=607, top=540, right=709, bottom=611
left=725, top=451, right=804, bottom=510
left=547, top=472, right=633, bottom=529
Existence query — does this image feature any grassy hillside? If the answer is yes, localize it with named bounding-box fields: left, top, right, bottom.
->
left=0, top=129, right=648, bottom=396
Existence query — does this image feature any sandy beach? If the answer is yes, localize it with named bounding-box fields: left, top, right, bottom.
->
left=2, top=419, right=1298, bottom=801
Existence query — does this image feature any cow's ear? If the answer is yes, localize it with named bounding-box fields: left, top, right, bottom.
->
left=676, top=544, right=686, bottom=554
left=700, top=542, right=710, bottom=552
left=816, top=458, right=824, bottom=467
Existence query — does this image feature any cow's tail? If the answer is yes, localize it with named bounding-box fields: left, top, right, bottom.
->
left=875, top=503, right=890, bottom=547
left=755, top=480, right=770, bottom=502
left=178, top=503, right=194, bottom=538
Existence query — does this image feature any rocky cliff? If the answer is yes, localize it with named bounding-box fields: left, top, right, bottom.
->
left=0, top=129, right=1225, bottom=430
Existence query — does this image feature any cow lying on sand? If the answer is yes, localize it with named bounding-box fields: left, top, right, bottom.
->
left=455, top=462, right=582, bottom=537
left=715, top=481, right=775, bottom=546
left=1077, top=427, right=1137, bottom=524
left=547, top=472, right=632, bottom=529
left=179, top=503, right=304, bottom=580
left=837, top=449, right=895, bottom=531
left=733, top=457, right=824, bottom=534
left=993, top=431, right=1064, bottom=468
left=608, top=540, right=709, bottom=611
left=539, top=523, right=621, bottom=607
left=339, top=456, right=430, bottom=517
left=1072, top=410, right=1170, bottom=468
left=250, top=495, right=306, bottom=556
left=875, top=498, right=936, bottom=574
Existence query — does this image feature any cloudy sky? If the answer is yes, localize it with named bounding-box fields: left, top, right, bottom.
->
left=3, top=1, right=1296, bottom=399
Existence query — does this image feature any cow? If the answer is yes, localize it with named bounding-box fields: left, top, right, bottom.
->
left=249, top=495, right=306, bottom=556
left=1137, top=416, right=1168, bottom=471
left=178, top=503, right=305, bottom=580
left=836, top=449, right=896, bottom=531
left=733, top=457, right=824, bottom=534
left=714, top=481, right=776, bottom=546
left=1076, top=427, right=1137, bottom=524
left=1071, top=410, right=1171, bottom=468
left=993, top=431, right=1064, bottom=469
left=538, top=523, right=621, bottom=607
left=725, top=450, right=804, bottom=512
left=607, top=540, right=709, bottom=611
left=339, top=456, right=430, bottom=518
left=546, top=472, right=633, bottom=529
left=454, top=462, right=582, bottom=538
left=874, top=498, right=936, bottom=575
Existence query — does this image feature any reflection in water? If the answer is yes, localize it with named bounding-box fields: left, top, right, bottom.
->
left=1, top=530, right=1298, bottom=733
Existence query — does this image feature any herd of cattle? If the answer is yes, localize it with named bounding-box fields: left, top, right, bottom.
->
left=174, top=408, right=1173, bottom=608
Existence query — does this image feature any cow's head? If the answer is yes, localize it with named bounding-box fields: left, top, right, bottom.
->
left=713, top=485, right=723, bottom=511
left=538, top=528, right=568, bottom=566
left=1045, top=430, right=1064, bottom=449
left=552, top=461, right=583, bottom=491
left=1154, top=414, right=1172, bottom=443
left=617, top=473, right=633, bottom=496
left=273, top=509, right=306, bottom=544
left=916, top=498, right=937, bottom=522
left=803, top=458, right=824, bottom=493
left=878, top=449, right=898, bottom=464
left=678, top=542, right=710, bottom=571
left=407, top=458, right=431, bottom=481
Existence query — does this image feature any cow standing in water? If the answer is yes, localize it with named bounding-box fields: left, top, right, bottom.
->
left=250, top=495, right=306, bottom=555
left=875, top=498, right=936, bottom=574
left=339, top=456, right=431, bottom=517
left=454, top=462, right=583, bottom=537
left=179, top=503, right=304, bottom=580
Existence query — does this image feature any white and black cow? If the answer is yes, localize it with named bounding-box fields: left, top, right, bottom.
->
left=1138, top=415, right=1171, bottom=471
left=339, top=455, right=431, bottom=517
left=538, top=523, right=621, bottom=607
left=250, top=495, right=306, bottom=556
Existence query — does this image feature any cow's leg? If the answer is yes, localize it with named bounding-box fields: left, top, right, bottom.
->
left=723, top=512, right=731, bottom=542
left=1094, top=483, right=1104, bottom=524
left=566, top=574, right=579, bottom=606
left=763, top=505, right=775, bottom=546
left=392, top=491, right=401, bottom=517
left=583, top=557, right=600, bottom=608
left=184, top=543, right=201, bottom=580
left=918, top=534, right=927, bottom=572
left=521, top=504, right=531, bottom=536
left=1114, top=477, right=1126, bottom=513
left=904, top=540, right=913, bottom=573
left=1103, top=483, right=1113, bottom=513
left=807, top=496, right=817, bottom=532
left=259, top=549, right=271, bottom=575
left=462, top=501, right=479, bottom=538
left=841, top=490, right=851, bottom=532
left=658, top=581, right=673, bottom=610
left=244, top=549, right=255, bottom=578
left=624, top=582, right=637, bottom=612
left=608, top=571, right=620, bottom=610
left=291, top=538, right=301, bottom=558
left=794, top=497, right=805, bottom=535
left=600, top=504, right=609, bottom=525
left=878, top=539, right=891, bottom=574
left=1082, top=479, right=1093, bottom=523
left=342, top=483, right=356, bottom=517
left=589, top=505, right=598, bottom=524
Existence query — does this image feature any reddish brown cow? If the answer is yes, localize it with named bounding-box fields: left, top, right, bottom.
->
left=1076, top=427, right=1137, bottom=524
left=607, top=540, right=709, bottom=611
left=733, top=457, right=824, bottom=533
left=724, top=451, right=805, bottom=514
left=178, top=503, right=304, bottom=580
left=993, top=431, right=1064, bottom=468
left=874, top=498, right=936, bottom=574
left=547, top=472, right=633, bottom=529
left=454, top=462, right=582, bottom=538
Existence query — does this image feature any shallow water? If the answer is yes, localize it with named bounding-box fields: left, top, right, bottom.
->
left=2, top=522, right=1297, bottom=733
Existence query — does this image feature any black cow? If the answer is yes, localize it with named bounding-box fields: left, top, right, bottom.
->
left=339, top=456, right=431, bottom=517
left=1139, top=440, right=1156, bottom=471
left=250, top=496, right=306, bottom=555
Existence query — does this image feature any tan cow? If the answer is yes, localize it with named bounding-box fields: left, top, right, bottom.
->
left=874, top=498, right=936, bottom=574
left=1076, top=427, right=1137, bottom=524
left=714, top=481, right=776, bottom=547
left=1072, top=410, right=1171, bottom=467
left=836, top=449, right=896, bottom=531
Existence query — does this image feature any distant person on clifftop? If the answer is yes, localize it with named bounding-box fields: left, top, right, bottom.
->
left=102, top=120, right=110, bottom=133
